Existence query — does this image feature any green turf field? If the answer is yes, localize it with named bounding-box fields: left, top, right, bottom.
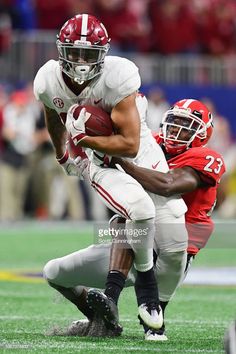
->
left=0, top=221, right=235, bottom=353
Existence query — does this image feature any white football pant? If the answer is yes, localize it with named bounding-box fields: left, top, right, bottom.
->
left=44, top=211, right=187, bottom=302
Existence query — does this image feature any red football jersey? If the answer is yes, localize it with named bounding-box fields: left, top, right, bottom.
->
left=167, top=146, right=226, bottom=255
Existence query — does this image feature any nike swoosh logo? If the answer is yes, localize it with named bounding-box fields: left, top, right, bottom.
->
left=94, top=98, right=103, bottom=104
left=152, top=161, right=160, bottom=169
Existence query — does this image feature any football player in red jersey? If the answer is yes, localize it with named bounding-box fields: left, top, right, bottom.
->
left=108, top=98, right=226, bottom=339
left=115, top=98, right=225, bottom=257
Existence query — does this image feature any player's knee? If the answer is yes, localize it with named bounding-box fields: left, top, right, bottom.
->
left=157, top=250, right=187, bottom=282
left=129, top=195, right=155, bottom=220
left=43, top=259, right=61, bottom=284
left=163, top=250, right=186, bottom=269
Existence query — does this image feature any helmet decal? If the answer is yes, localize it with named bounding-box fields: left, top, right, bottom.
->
left=80, top=14, right=88, bottom=40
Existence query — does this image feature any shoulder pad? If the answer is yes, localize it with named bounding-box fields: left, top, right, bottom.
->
left=33, top=60, right=57, bottom=108
left=105, top=57, right=140, bottom=99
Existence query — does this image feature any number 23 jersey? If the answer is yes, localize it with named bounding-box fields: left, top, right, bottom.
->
left=167, top=146, right=226, bottom=254
left=168, top=146, right=225, bottom=224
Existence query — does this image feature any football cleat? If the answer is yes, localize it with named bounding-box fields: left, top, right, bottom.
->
left=139, top=315, right=168, bottom=341
left=87, top=317, right=122, bottom=337
left=145, top=328, right=168, bottom=341
left=138, top=303, right=163, bottom=330
left=87, top=288, right=123, bottom=334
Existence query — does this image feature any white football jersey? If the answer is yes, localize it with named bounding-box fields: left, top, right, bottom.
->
left=33, top=56, right=160, bottom=162
left=34, top=56, right=140, bottom=122
left=34, top=55, right=187, bottom=222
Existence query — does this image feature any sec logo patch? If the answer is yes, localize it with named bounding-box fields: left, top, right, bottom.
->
left=53, top=97, right=64, bottom=108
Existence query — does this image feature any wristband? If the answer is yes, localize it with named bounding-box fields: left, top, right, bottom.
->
left=56, top=149, right=69, bottom=164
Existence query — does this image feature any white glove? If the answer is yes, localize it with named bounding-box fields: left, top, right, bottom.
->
left=57, top=149, right=89, bottom=179
left=66, top=105, right=90, bottom=145
left=92, top=150, right=112, bottom=167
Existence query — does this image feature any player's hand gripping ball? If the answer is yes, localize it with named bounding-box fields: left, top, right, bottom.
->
left=66, top=104, right=113, bottom=145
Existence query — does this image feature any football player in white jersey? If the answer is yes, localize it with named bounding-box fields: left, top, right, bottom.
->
left=34, top=14, right=187, bottom=335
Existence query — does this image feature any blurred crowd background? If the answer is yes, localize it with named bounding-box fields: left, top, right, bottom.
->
left=0, top=0, right=236, bottom=221
left=2, top=0, right=236, bottom=55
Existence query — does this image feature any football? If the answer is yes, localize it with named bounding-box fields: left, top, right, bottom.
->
left=72, top=105, right=113, bottom=136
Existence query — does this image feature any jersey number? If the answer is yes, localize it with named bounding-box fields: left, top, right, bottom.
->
left=204, top=155, right=223, bottom=174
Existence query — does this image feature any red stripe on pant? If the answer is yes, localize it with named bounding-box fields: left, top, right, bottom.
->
left=91, top=181, right=130, bottom=219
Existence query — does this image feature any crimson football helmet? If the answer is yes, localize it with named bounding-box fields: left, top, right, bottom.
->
left=57, top=14, right=110, bottom=84
left=159, top=99, right=213, bottom=154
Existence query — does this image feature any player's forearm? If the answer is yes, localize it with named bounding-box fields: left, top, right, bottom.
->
left=45, top=117, right=67, bottom=158
left=116, top=159, right=172, bottom=195
left=79, top=134, right=139, bottom=158
left=115, top=160, right=199, bottom=196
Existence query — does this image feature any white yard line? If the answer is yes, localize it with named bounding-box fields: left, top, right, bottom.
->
left=0, top=315, right=231, bottom=327
left=0, top=342, right=221, bottom=353
left=184, top=267, right=236, bottom=285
